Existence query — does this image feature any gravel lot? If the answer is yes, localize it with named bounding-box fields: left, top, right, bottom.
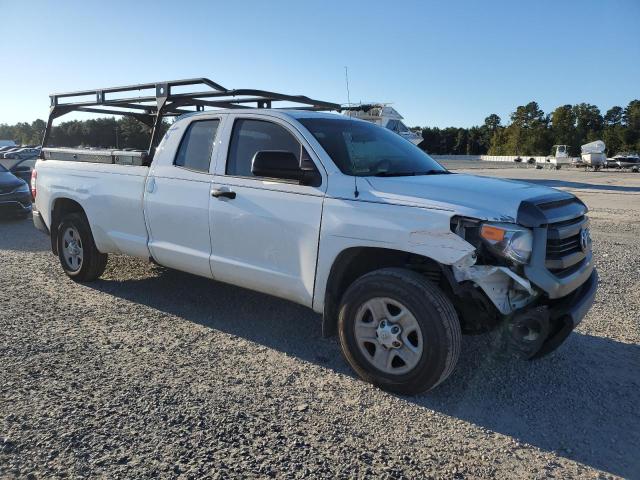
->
left=1, top=167, right=639, bottom=479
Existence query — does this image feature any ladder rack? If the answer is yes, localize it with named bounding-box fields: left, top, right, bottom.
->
left=42, top=77, right=342, bottom=159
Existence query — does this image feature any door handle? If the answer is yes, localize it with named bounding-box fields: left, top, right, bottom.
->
left=211, top=188, right=236, bottom=199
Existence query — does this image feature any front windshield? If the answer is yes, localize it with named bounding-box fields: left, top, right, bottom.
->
left=298, top=117, right=447, bottom=177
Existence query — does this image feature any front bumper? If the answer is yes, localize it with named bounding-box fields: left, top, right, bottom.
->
left=550, top=268, right=598, bottom=327
left=506, top=269, right=598, bottom=359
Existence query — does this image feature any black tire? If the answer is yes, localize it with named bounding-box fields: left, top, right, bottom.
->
left=56, top=212, right=108, bottom=281
left=337, top=268, right=461, bottom=395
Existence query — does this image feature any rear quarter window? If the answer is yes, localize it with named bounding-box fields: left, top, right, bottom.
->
left=174, top=120, right=220, bottom=172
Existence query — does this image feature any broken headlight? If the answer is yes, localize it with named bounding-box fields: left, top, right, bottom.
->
left=480, top=223, right=533, bottom=265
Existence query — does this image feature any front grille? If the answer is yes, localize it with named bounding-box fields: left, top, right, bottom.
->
left=545, top=215, right=588, bottom=276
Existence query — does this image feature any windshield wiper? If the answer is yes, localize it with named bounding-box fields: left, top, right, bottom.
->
left=373, top=170, right=450, bottom=177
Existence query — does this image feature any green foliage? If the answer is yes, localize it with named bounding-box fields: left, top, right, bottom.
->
left=0, top=117, right=170, bottom=150
left=418, top=100, right=640, bottom=157
left=604, top=106, right=623, bottom=126
left=623, top=100, right=640, bottom=151
left=551, top=105, right=577, bottom=147
left=573, top=103, right=603, bottom=145
left=0, top=119, right=46, bottom=145
left=2, top=99, right=640, bottom=157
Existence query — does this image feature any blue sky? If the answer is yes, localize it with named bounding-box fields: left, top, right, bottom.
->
left=0, top=0, right=638, bottom=128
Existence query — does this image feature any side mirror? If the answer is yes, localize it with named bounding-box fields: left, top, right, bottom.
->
left=251, top=151, right=302, bottom=182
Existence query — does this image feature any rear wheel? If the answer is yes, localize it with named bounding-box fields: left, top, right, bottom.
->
left=57, top=213, right=108, bottom=281
left=338, top=268, right=461, bottom=395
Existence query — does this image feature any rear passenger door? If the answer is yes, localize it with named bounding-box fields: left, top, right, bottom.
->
left=144, top=117, right=221, bottom=278
left=209, top=115, right=326, bottom=307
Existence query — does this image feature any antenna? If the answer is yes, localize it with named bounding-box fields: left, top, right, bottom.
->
left=344, top=66, right=352, bottom=111
left=344, top=66, right=359, bottom=198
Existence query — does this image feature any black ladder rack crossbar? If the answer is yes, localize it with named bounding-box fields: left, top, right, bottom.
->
left=43, top=77, right=343, bottom=158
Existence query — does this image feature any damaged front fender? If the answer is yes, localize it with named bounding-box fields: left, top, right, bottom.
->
left=452, top=264, right=539, bottom=315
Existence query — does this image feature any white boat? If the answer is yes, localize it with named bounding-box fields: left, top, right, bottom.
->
left=343, top=104, right=423, bottom=145
left=607, top=153, right=640, bottom=171
left=580, top=140, right=606, bottom=169
left=540, top=145, right=577, bottom=169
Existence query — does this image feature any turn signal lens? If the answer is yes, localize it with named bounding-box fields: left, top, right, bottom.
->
left=480, top=225, right=505, bottom=242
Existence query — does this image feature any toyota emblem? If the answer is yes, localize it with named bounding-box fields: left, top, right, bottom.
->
left=580, top=228, right=591, bottom=252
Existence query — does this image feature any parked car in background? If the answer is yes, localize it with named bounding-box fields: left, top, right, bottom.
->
left=4, top=147, right=40, bottom=160
left=2, top=148, right=24, bottom=159
left=10, top=157, right=37, bottom=187
left=0, top=163, right=32, bottom=219
left=606, top=154, right=640, bottom=171
left=2, top=147, right=22, bottom=158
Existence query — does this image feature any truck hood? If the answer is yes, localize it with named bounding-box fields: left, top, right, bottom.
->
left=364, top=173, right=573, bottom=222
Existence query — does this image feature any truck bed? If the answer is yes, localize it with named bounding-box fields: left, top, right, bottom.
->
left=35, top=157, right=151, bottom=259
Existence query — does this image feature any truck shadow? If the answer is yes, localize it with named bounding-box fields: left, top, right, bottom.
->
left=413, top=333, right=640, bottom=478
left=88, top=262, right=639, bottom=478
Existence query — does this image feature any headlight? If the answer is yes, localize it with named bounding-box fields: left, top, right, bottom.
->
left=13, top=183, right=30, bottom=194
left=480, top=222, right=533, bottom=264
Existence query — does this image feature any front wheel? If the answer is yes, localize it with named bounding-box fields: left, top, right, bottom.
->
left=57, top=213, right=108, bottom=281
left=338, top=268, right=461, bottom=395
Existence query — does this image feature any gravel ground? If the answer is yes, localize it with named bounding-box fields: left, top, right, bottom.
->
left=1, top=168, right=639, bottom=479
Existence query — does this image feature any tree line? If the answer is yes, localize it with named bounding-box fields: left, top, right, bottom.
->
left=415, top=99, right=640, bottom=157
left=1, top=99, right=639, bottom=157
left=0, top=117, right=164, bottom=150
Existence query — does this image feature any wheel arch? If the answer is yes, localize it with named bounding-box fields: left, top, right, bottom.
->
left=50, top=198, right=87, bottom=255
left=321, top=246, right=451, bottom=337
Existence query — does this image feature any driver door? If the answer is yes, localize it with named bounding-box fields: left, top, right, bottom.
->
left=209, top=116, right=326, bottom=307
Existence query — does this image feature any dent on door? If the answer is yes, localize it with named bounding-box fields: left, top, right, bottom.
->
left=209, top=181, right=323, bottom=307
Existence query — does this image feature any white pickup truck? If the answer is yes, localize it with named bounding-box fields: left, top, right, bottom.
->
left=32, top=79, right=598, bottom=394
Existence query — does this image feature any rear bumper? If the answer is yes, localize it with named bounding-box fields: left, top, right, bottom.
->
left=33, top=209, right=50, bottom=235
